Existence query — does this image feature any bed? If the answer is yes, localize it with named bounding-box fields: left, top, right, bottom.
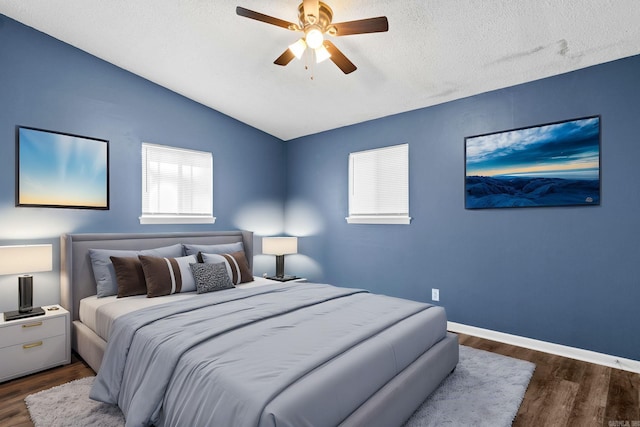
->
left=60, top=231, right=458, bottom=427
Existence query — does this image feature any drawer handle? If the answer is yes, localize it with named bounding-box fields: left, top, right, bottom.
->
left=23, top=341, right=43, bottom=349
left=22, top=321, right=43, bottom=328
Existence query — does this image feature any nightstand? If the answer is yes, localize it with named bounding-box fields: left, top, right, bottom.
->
left=0, top=305, right=71, bottom=382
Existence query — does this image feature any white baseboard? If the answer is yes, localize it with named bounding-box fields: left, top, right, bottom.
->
left=448, top=321, right=640, bottom=374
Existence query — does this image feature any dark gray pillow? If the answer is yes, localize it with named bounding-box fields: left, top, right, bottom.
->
left=190, top=262, right=235, bottom=294
left=110, top=256, right=146, bottom=298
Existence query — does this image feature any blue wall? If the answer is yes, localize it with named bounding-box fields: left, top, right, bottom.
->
left=286, top=54, right=640, bottom=361
left=0, top=15, right=286, bottom=311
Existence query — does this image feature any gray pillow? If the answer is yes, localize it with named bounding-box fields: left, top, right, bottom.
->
left=89, top=244, right=183, bottom=298
left=183, top=242, right=243, bottom=258
left=190, top=262, right=235, bottom=294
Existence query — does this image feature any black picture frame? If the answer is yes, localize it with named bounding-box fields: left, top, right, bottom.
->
left=465, top=116, right=600, bottom=209
left=16, top=126, right=109, bottom=210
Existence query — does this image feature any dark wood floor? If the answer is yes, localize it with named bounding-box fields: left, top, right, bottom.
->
left=1, top=334, right=638, bottom=426
left=458, top=334, right=640, bottom=427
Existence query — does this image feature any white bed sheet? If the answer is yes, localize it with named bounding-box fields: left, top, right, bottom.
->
left=79, top=276, right=278, bottom=342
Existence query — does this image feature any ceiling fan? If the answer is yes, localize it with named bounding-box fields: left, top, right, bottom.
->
left=236, top=1, right=388, bottom=74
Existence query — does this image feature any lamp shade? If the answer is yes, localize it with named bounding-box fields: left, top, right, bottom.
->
left=305, top=28, right=324, bottom=49
left=0, top=244, right=53, bottom=275
left=288, top=38, right=307, bottom=59
left=315, top=45, right=331, bottom=63
left=262, top=237, right=297, bottom=256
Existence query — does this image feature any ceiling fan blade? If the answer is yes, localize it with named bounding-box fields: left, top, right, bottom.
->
left=274, top=48, right=295, bottom=66
left=236, top=6, right=297, bottom=30
left=302, top=0, right=320, bottom=24
left=332, top=17, right=389, bottom=36
left=323, top=40, right=356, bottom=74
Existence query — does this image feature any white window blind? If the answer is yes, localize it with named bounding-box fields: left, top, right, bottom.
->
left=140, top=143, right=215, bottom=224
left=346, top=143, right=411, bottom=225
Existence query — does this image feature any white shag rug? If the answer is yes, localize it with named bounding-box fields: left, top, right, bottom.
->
left=26, top=345, right=534, bottom=427
left=404, top=345, right=535, bottom=427
left=25, top=376, right=124, bottom=427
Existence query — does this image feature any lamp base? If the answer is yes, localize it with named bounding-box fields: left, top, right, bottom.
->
left=4, top=306, right=45, bottom=321
left=265, top=275, right=299, bottom=282
left=19, top=275, right=34, bottom=313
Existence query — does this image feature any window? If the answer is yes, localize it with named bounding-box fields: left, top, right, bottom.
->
left=346, top=143, right=411, bottom=225
left=140, top=143, right=215, bottom=224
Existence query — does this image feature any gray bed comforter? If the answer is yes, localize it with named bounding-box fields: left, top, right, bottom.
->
left=90, top=282, right=446, bottom=427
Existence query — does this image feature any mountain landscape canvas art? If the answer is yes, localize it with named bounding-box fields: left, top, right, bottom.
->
left=465, top=116, right=600, bottom=209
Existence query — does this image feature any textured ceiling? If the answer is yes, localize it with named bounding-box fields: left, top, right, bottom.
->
left=1, top=0, right=639, bottom=141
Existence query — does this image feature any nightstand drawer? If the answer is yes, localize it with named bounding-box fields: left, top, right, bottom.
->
left=0, top=334, right=67, bottom=382
left=1, top=316, right=66, bottom=348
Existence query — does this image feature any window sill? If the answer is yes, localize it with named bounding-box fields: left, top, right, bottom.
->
left=345, top=216, right=412, bottom=225
left=139, top=215, right=216, bottom=225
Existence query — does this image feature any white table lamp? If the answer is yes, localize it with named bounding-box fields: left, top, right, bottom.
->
left=0, top=244, right=53, bottom=321
left=262, top=237, right=298, bottom=281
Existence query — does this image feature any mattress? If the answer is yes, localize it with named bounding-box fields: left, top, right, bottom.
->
left=79, top=276, right=277, bottom=342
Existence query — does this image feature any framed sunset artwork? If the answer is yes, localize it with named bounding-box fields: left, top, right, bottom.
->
left=16, top=126, right=109, bottom=209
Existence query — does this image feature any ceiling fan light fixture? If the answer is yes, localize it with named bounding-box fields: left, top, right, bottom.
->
left=237, top=2, right=389, bottom=74
left=305, top=27, right=324, bottom=49
left=288, top=38, right=307, bottom=59
left=315, top=45, right=331, bottom=63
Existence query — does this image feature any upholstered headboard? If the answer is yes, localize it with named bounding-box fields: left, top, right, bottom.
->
left=60, top=231, right=253, bottom=321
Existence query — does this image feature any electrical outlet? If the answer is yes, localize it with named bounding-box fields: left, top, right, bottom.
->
left=432, top=288, right=440, bottom=302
